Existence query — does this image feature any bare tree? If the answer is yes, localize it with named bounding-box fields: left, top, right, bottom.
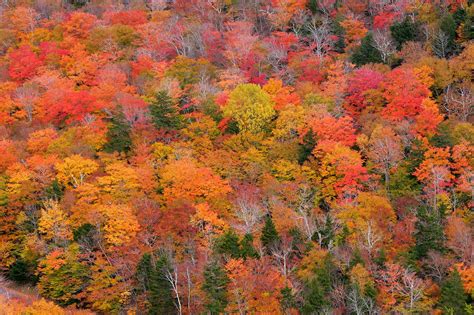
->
left=293, top=185, right=318, bottom=240
left=432, top=30, right=450, bottom=58
left=443, top=82, right=474, bottom=121
left=271, top=235, right=294, bottom=278
left=306, top=16, right=335, bottom=60
left=234, top=186, right=265, bottom=234
left=372, top=30, right=395, bottom=64
left=346, top=285, right=378, bottom=315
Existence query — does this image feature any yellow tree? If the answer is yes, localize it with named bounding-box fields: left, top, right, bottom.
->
left=223, top=84, right=275, bottom=134
left=55, top=155, right=99, bottom=188
left=336, top=192, right=396, bottom=257
left=98, top=203, right=140, bottom=247
left=38, top=200, right=72, bottom=243
left=96, top=162, right=140, bottom=200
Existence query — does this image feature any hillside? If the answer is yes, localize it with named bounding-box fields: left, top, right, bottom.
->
left=0, top=0, right=472, bottom=314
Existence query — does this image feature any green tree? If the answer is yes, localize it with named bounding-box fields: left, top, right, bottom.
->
left=439, top=269, right=467, bottom=314
left=202, top=261, right=229, bottom=315
left=149, top=91, right=182, bottom=131
left=149, top=255, right=175, bottom=315
left=135, top=253, right=175, bottom=315
left=223, top=84, right=275, bottom=134
left=413, top=205, right=446, bottom=259
left=261, top=215, right=280, bottom=252
left=214, top=230, right=241, bottom=259
left=240, top=233, right=259, bottom=259
left=37, top=244, right=89, bottom=306
left=351, top=33, right=383, bottom=66
left=390, top=17, right=418, bottom=49
left=301, top=257, right=333, bottom=314
left=104, top=110, right=132, bottom=154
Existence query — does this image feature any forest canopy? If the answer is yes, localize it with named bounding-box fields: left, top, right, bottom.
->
left=0, top=0, right=472, bottom=314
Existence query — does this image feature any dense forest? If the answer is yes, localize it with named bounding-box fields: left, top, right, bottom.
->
left=0, top=0, right=472, bottom=314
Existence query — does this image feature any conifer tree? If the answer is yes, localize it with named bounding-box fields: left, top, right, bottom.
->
left=261, top=215, right=280, bottom=252
left=414, top=205, right=446, bottom=259
left=439, top=269, right=467, bottom=314
left=148, top=255, right=175, bottom=315
left=149, top=91, right=182, bottom=130
left=104, top=109, right=132, bottom=154
left=351, top=33, right=383, bottom=66
left=214, top=230, right=241, bottom=259
left=240, top=233, right=259, bottom=259
left=202, top=261, right=229, bottom=315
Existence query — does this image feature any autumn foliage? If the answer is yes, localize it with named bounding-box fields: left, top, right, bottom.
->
left=0, top=0, right=472, bottom=314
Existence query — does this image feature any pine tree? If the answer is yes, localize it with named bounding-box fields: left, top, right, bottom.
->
left=148, top=254, right=175, bottom=315
left=390, top=17, right=418, bottom=49
left=439, top=269, right=467, bottom=314
left=301, top=260, right=332, bottom=314
left=240, top=233, right=259, bottom=259
left=351, top=33, right=383, bottom=66
left=149, top=91, right=181, bottom=130
left=414, top=205, right=446, bottom=259
left=298, top=129, right=316, bottom=164
left=260, top=215, right=280, bottom=253
left=214, top=229, right=241, bottom=259
left=104, top=110, right=132, bottom=154
left=202, top=261, right=229, bottom=315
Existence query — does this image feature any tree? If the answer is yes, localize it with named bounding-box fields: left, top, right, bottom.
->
left=38, top=200, right=72, bottom=243
left=439, top=269, right=467, bottom=314
left=149, top=253, right=176, bottom=315
left=149, top=91, right=182, bottom=131
left=55, top=155, right=99, bottom=188
left=223, top=84, right=275, bottom=134
left=8, top=45, right=43, bottom=81
left=413, top=205, right=447, bottom=259
left=104, top=109, right=132, bottom=154
left=202, top=261, right=229, bottom=315
left=351, top=33, right=383, bottom=66
left=37, top=244, right=89, bottom=306
left=261, top=215, right=280, bottom=252
left=214, top=230, right=241, bottom=259
left=390, top=18, right=418, bottom=50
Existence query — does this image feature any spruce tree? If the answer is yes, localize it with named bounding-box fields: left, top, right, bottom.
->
left=202, top=261, right=229, bottom=315
left=261, top=215, right=280, bottom=252
left=301, top=259, right=332, bottom=314
left=390, top=17, right=418, bottom=49
left=240, top=233, right=259, bottom=259
left=104, top=110, right=132, bottom=154
left=351, top=33, right=383, bottom=66
left=298, top=129, right=316, bottom=164
left=214, top=229, right=241, bottom=259
left=439, top=269, right=467, bottom=314
left=414, top=205, right=446, bottom=259
left=148, top=255, right=175, bottom=315
left=149, top=91, right=181, bottom=130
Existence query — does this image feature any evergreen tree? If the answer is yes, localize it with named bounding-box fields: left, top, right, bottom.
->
left=280, top=286, right=297, bottom=313
left=104, top=110, right=132, bottom=154
left=202, top=261, right=229, bottom=315
left=351, top=33, right=383, bottom=66
left=136, top=253, right=153, bottom=292
left=390, top=17, right=418, bottom=49
left=439, top=269, right=467, bottom=314
left=260, top=215, right=280, bottom=252
left=240, top=233, right=259, bottom=259
left=413, top=205, right=446, bottom=259
left=301, top=257, right=332, bottom=314
left=214, top=229, right=241, bottom=259
left=148, top=254, right=175, bottom=315
left=149, top=91, right=182, bottom=130
left=298, top=129, right=316, bottom=164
